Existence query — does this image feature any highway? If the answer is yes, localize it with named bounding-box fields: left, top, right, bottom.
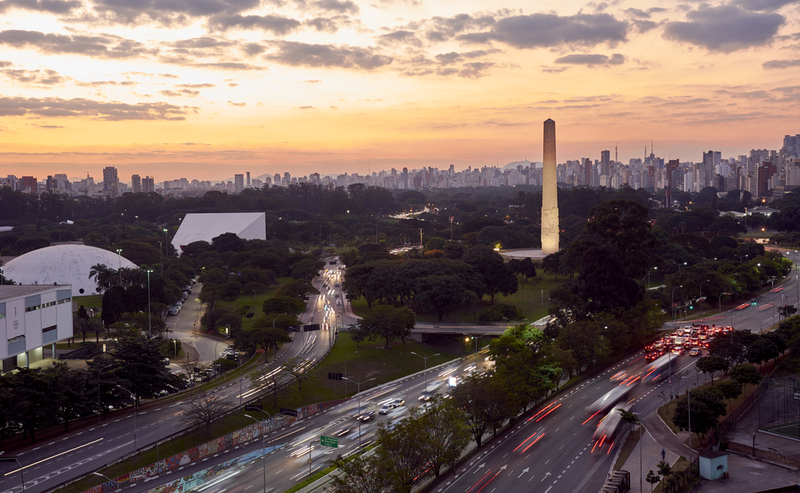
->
left=1, top=251, right=796, bottom=493
left=0, top=261, right=341, bottom=493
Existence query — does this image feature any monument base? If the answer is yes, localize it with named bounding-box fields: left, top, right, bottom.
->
left=498, top=249, right=550, bottom=261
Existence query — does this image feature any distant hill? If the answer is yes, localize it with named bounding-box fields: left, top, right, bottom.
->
left=502, top=160, right=541, bottom=170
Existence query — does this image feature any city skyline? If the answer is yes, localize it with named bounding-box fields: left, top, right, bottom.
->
left=0, top=0, right=798, bottom=180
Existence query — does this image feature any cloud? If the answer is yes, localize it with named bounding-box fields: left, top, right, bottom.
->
left=297, top=105, right=315, bottom=109
left=75, top=79, right=137, bottom=87
left=90, top=0, right=261, bottom=24
left=208, top=14, right=302, bottom=35
left=227, top=101, right=246, bottom=106
left=0, top=95, right=193, bottom=120
left=312, top=0, right=358, bottom=14
left=1, top=67, right=67, bottom=85
left=303, top=79, right=322, bottom=83
left=35, top=124, right=64, bottom=128
left=460, top=13, right=629, bottom=49
left=177, top=83, right=215, bottom=88
left=631, top=20, right=658, bottom=33
left=377, top=30, right=421, bottom=47
left=762, top=58, right=800, bottom=69
left=458, top=61, right=494, bottom=78
left=0, top=0, right=80, bottom=14
left=0, top=30, right=157, bottom=59
left=663, top=5, right=785, bottom=52
left=623, top=7, right=666, bottom=19
left=160, top=88, right=200, bottom=97
left=424, top=13, right=497, bottom=42
left=734, top=0, right=796, bottom=11
left=265, top=41, right=393, bottom=70
left=554, top=53, right=625, bottom=66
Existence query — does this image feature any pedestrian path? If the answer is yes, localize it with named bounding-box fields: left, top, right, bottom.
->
left=619, top=423, right=682, bottom=492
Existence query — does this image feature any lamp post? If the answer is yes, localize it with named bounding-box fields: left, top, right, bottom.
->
left=135, top=215, right=138, bottom=228
left=719, top=292, right=731, bottom=314
left=343, top=377, right=375, bottom=450
left=163, top=227, right=169, bottom=266
left=91, top=472, right=120, bottom=491
left=146, top=269, right=153, bottom=338
left=158, top=240, right=163, bottom=275
left=244, top=411, right=270, bottom=493
left=464, top=333, right=491, bottom=368
left=682, top=374, right=692, bottom=447
left=215, top=340, right=225, bottom=380
left=344, top=351, right=358, bottom=397
left=96, top=363, right=113, bottom=423
left=116, top=249, right=122, bottom=285
left=115, top=385, right=137, bottom=452
left=671, top=285, right=682, bottom=320
left=699, top=279, right=710, bottom=301
left=411, top=351, right=440, bottom=393
left=0, top=453, right=25, bottom=492
left=648, top=266, right=658, bottom=289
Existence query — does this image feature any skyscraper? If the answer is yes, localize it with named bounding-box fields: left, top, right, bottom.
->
left=103, top=166, right=119, bottom=197
left=541, top=119, right=559, bottom=254
left=142, top=176, right=155, bottom=193
left=601, top=150, right=611, bottom=176
left=131, top=174, right=141, bottom=193
left=234, top=174, right=244, bottom=193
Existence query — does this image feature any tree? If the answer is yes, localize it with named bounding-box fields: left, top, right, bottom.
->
left=329, top=453, right=392, bottom=493
left=717, top=379, right=742, bottom=412
left=645, top=470, right=661, bottom=492
left=696, top=355, right=728, bottom=385
left=462, top=245, right=518, bottom=304
left=672, top=387, right=727, bottom=444
left=414, top=275, right=466, bottom=321
left=729, top=363, right=762, bottom=396
left=282, top=356, right=311, bottom=393
left=262, top=296, right=306, bottom=316
left=101, top=285, right=126, bottom=326
left=179, top=394, right=230, bottom=435
left=557, top=320, right=611, bottom=373
left=779, top=304, right=798, bottom=320
left=415, top=396, right=470, bottom=477
left=357, top=305, right=416, bottom=349
left=450, top=372, right=513, bottom=447
left=747, top=337, right=779, bottom=369
left=109, top=335, right=173, bottom=403
left=219, top=281, right=242, bottom=307
left=373, top=419, right=428, bottom=492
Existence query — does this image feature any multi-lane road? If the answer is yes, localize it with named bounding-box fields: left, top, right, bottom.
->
left=0, top=261, right=345, bottom=493
left=1, top=251, right=796, bottom=493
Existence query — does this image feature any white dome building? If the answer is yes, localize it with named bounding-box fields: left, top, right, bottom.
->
left=2, top=245, right=138, bottom=297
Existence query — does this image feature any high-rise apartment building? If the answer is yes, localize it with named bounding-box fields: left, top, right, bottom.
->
left=758, top=162, right=777, bottom=197
left=784, top=135, right=800, bottom=158
left=102, top=166, right=119, bottom=197
left=45, top=175, right=58, bottom=193
left=142, top=176, right=155, bottom=193
left=234, top=174, right=244, bottom=193
left=246, top=172, right=251, bottom=187
left=20, top=176, right=37, bottom=194
left=131, top=174, right=142, bottom=193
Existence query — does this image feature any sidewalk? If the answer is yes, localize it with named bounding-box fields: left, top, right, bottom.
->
left=619, top=424, right=682, bottom=493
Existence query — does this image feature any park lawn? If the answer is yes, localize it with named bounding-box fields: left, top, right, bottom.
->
left=74, top=294, right=102, bottom=308
left=254, top=331, right=457, bottom=414
left=349, top=276, right=570, bottom=324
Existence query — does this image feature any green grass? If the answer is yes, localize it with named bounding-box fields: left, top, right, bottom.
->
left=74, top=295, right=102, bottom=308
left=614, top=425, right=643, bottom=470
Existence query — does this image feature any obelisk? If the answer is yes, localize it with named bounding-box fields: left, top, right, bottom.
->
left=541, top=118, right=559, bottom=254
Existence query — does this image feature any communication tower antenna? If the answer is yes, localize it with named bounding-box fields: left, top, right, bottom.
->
left=615, top=143, right=618, bottom=163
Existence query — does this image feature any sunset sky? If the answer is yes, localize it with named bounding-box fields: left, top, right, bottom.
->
left=0, top=0, right=798, bottom=182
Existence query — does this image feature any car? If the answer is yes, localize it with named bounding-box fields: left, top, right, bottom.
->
left=671, top=346, right=684, bottom=356
left=390, top=398, right=405, bottom=408
left=690, top=347, right=702, bottom=357
left=379, top=404, right=392, bottom=415
left=358, top=411, right=375, bottom=422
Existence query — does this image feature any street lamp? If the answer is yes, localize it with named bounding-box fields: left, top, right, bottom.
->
left=343, top=377, right=375, bottom=450
left=648, top=266, right=658, bottom=289
left=116, top=248, right=122, bottom=283
left=215, top=340, right=226, bottom=380
left=244, top=411, right=271, bottom=493
left=344, top=351, right=358, bottom=397
left=671, top=285, right=683, bottom=320
left=463, top=333, right=491, bottom=367
left=681, top=374, right=692, bottom=446
left=699, top=279, right=710, bottom=301
left=96, top=363, right=113, bottom=423
left=91, top=472, right=120, bottom=491
left=718, top=292, right=732, bottom=314
left=0, top=453, right=25, bottom=492
left=411, top=351, right=440, bottom=393
left=135, top=215, right=138, bottom=228
left=115, top=385, right=137, bottom=452
left=146, top=269, right=153, bottom=338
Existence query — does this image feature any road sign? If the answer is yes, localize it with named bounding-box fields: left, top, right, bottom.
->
left=320, top=436, right=339, bottom=448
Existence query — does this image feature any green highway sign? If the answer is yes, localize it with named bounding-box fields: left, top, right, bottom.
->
left=320, top=435, right=338, bottom=448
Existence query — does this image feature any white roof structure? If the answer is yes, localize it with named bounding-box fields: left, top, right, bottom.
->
left=2, top=245, right=138, bottom=297
left=171, top=213, right=266, bottom=254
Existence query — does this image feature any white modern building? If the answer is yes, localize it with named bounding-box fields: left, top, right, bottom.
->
left=1, top=285, right=74, bottom=372
left=1, top=244, right=138, bottom=297
left=170, top=212, right=266, bottom=255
